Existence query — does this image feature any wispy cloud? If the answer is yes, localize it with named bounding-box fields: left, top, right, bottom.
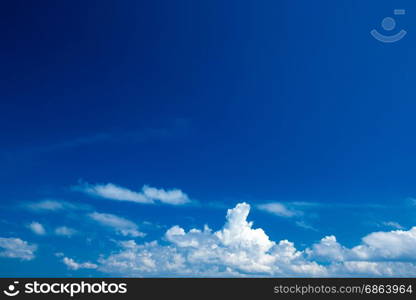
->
left=408, top=198, right=416, bottom=206
left=55, top=226, right=77, bottom=237
left=77, top=183, right=151, bottom=204
left=74, top=182, right=190, bottom=205
left=62, top=257, right=97, bottom=270
left=25, top=199, right=86, bottom=212
left=257, top=202, right=317, bottom=231
left=0, top=237, right=37, bottom=260
left=142, top=185, right=190, bottom=205
left=295, top=220, right=318, bottom=231
left=28, top=222, right=46, bottom=235
left=21, top=119, right=191, bottom=154
left=257, top=202, right=300, bottom=217
left=88, top=212, right=145, bottom=237
left=31, top=133, right=112, bottom=153
left=256, top=200, right=405, bottom=231
left=381, top=221, right=404, bottom=230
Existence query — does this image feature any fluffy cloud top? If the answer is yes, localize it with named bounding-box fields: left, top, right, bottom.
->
left=75, top=182, right=190, bottom=205
left=28, top=222, right=46, bottom=235
left=88, top=212, right=145, bottom=238
left=355, top=227, right=416, bottom=260
left=307, top=227, right=416, bottom=264
left=0, top=237, right=37, bottom=260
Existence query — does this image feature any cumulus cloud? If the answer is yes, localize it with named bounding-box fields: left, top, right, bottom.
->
left=74, top=182, right=190, bottom=205
left=328, top=261, right=416, bottom=277
left=0, top=237, right=37, bottom=260
left=63, top=257, right=97, bottom=270
left=28, top=222, right=46, bottom=235
left=354, top=227, right=416, bottom=260
left=89, top=203, right=416, bottom=277
left=55, top=226, right=76, bottom=237
left=305, top=227, right=416, bottom=276
left=306, top=235, right=348, bottom=262
left=96, top=203, right=324, bottom=276
left=88, top=212, right=145, bottom=237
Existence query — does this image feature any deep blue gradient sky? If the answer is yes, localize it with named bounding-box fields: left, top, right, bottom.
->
left=1, top=0, right=416, bottom=277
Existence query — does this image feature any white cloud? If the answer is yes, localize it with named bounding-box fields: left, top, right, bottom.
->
left=257, top=202, right=299, bottom=217
left=88, top=212, right=145, bottom=237
left=142, top=185, right=189, bottom=205
left=353, top=227, right=416, bottom=260
left=79, top=183, right=151, bottom=203
left=306, top=235, right=348, bottom=262
left=295, top=220, right=317, bottom=231
left=258, top=202, right=316, bottom=231
left=304, top=227, right=416, bottom=276
left=382, top=221, right=404, bottom=230
left=55, top=226, right=76, bottom=237
left=93, top=203, right=416, bottom=277
left=97, top=203, right=325, bottom=276
left=74, top=182, right=190, bottom=205
left=63, top=257, right=97, bottom=270
left=0, top=237, right=37, bottom=260
left=28, top=222, right=46, bottom=235
left=328, top=261, right=416, bottom=277
left=28, top=200, right=64, bottom=211
left=25, top=200, right=83, bottom=211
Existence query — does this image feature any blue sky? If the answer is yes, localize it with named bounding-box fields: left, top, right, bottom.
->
left=1, top=0, right=416, bottom=277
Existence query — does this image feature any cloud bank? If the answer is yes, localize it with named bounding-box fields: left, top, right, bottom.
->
left=88, top=203, right=416, bottom=277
